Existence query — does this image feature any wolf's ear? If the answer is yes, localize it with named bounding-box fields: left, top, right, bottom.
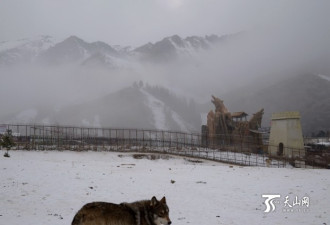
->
left=160, top=196, right=166, bottom=203
left=151, top=196, right=158, bottom=206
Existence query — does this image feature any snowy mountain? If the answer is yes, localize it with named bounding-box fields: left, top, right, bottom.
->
left=3, top=84, right=201, bottom=132
left=134, top=34, right=227, bottom=63
left=0, top=35, right=130, bottom=68
left=0, top=34, right=228, bottom=67
left=39, top=36, right=123, bottom=66
left=0, top=35, right=57, bottom=65
left=0, top=34, right=219, bottom=130
left=1, top=33, right=329, bottom=135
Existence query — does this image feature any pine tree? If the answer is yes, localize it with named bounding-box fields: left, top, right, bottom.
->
left=1, top=129, right=16, bottom=157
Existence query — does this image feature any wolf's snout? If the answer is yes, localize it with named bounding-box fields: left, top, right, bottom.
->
left=168, top=221, right=172, bottom=225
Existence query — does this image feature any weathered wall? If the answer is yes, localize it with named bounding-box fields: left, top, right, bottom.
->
left=268, top=111, right=305, bottom=158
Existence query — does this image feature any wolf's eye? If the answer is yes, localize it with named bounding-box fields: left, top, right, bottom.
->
left=158, top=210, right=165, bottom=217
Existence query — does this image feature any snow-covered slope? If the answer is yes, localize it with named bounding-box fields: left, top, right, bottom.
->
left=39, top=36, right=123, bottom=66
left=1, top=150, right=329, bottom=225
left=141, top=88, right=167, bottom=130
left=0, top=35, right=57, bottom=53
left=140, top=88, right=191, bottom=132
left=4, top=85, right=200, bottom=132
left=133, top=34, right=225, bottom=62
left=0, top=34, right=226, bottom=67
left=0, top=35, right=58, bottom=65
left=0, top=35, right=133, bottom=68
left=318, top=74, right=330, bottom=82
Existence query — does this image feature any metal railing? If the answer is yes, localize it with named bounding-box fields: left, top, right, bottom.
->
left=1, top=124, right=328, bottom=168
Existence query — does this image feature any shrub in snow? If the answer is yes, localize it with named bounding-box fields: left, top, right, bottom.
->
left=1, top=129, right=16, bottom=157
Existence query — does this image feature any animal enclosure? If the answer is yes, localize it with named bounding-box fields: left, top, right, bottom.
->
left=1, top=124, right=328, bottom=168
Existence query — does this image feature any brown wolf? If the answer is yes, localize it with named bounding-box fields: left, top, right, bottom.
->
left=72, top=196, right=171, bottom=225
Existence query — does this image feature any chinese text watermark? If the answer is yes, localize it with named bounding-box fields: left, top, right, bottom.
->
left=262, top=194, right=310, bottom=213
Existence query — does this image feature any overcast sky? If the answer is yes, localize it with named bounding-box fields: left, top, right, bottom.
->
left=0, top=0, right=329, bottom=47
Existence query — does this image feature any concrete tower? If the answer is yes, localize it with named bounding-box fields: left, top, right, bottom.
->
left=268, top=111, right=305, bottom=158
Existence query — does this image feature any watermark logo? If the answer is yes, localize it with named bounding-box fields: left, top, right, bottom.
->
left=262, top=194, right=281, bottom=212
left=282, top=195, right=310, bottom=213
left=262, top=194, right=310, bottom=213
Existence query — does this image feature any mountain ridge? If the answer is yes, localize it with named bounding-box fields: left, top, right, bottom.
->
left=0, top=34, right=228, bottom=67
left=1, top=33, right=329, bottom=135
left=2, top=84, right=202, bottom=132
left=221, top=73, right=330, bottom=135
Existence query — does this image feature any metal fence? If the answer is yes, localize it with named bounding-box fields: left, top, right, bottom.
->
left=0, top=124, right=201, bottom=149
left=0, top=124, right=328, bottom=168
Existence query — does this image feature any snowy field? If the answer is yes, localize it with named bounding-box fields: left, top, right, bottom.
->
left=0, top=150, right=329, bottom=225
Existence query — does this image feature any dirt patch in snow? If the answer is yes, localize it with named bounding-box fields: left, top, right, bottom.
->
left=118, top=153, right=173, bottom=160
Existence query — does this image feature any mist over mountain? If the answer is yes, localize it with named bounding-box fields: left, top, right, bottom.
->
left=220, top=73, right=330, bottom=135
left=0, top=30, right=329, bottom=134
left=40, top=36, right=119, bottom=65
left=134, top=34, right=230, bottom=63
left=0, top=35, right=56, bottom=66
left=0, top=34, right=230, bottom=68
left=2, top=82, right=201, bottom=132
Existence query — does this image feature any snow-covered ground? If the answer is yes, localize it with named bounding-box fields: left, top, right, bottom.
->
left=0, top=150, right=329, bottom=225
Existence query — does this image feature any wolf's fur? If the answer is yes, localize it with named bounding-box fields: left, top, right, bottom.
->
left=72, top=196, right=171, bottom=225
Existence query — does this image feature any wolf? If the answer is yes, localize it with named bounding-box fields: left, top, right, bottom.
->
left=72, top=196, right=172, bottom=225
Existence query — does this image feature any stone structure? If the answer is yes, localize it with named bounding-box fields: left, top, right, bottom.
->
left=268, top=111, right=305, bottom=158
left=204, top=96, right=264, bottom=151
left=206, top=96, right=234, bottom=143
left=231, top=108, right=265, bottom=147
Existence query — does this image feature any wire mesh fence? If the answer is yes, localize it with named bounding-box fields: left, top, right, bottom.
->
left=0, top=124, right=329, bottom=168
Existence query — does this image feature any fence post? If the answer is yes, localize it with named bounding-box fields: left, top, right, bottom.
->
left=162, top=131, right=164, bottom=149
left=149, top=130, right=152, bottom=149
left=142, top=130, right=145, bottom=149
